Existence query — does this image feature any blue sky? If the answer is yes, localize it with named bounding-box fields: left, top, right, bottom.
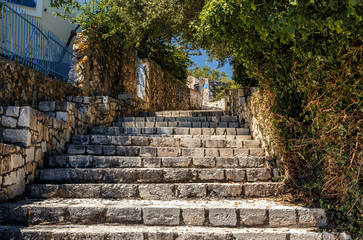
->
left=189, top=50, right=233, bottom=79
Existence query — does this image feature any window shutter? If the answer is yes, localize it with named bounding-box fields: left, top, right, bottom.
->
left=14, top=0, right=36, bottom=8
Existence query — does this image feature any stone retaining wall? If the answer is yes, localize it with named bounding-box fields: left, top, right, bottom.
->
left=74, top=32, right=138, bottom=97
left=225, top=88, right=271, bottom=151
left=0, top=104, right=88, bottom=201
left=0, top=57, right=82, bottom=108
left=144, top=60, right=200, bottom=111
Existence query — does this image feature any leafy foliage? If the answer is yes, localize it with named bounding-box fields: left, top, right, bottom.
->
left=197, top=0, right=362, bottom=237
left=51, top=0, right=205, bottom=81
left=188, top=65, right=230, bottom=82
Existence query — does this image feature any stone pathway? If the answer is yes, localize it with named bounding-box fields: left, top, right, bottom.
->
left=0, top=110, right=350, bottom=239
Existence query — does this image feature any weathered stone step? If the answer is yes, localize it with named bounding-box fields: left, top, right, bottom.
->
left=139, top=110, right=229, bottom=117
left=88, top=127, right=250, bottom=136
left=2, top=225, right=352, bottom=240
left=118, top=115, right=238, bottom=123
left=28, top=182, right=285, bottom=199
left=1, top=225, right=350, bottom=240
left=0, top=199, right=327, bottom=228
left=36, top=167, right=275, bottom=183
left=113, top=121, right=241, bottom=128
left=45, top=156, right=274, bottom=169
left=66, top=145, right=265, bottom=157
left=71, top=135, right=260, bottom=148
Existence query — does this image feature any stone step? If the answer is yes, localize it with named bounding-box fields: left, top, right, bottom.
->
left=118, top=115, right=239, bottom=123
left=36, top=167, right=275, bottom=183
left=0, top=225, right=351, bottom=240
left=139, top=110, right=229, bottom=117
left=28, top=182, right=285, bottom=199
left=0, top=199, right=327, bottom=228
left=88, top=127, right=250, bottom=136
left=71, top=135, right=261, bottom=148
left=45, top=156, right=275, bottom=169
left=113, top=121, right=241, bottom=128
left=66, top=145, right=265, bottom=157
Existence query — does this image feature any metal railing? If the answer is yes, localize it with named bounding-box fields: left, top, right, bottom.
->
left=0, top=1, right=77, bottom=83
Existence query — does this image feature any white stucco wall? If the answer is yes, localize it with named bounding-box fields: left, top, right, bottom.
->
left=16, top=0, right=78, bottom=45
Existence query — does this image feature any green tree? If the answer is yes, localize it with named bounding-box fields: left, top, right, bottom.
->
left=197, top=0, right=362, bottom=237
left=188, top=65, right=231, bottom=82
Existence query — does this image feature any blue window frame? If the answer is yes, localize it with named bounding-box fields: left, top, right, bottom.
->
left=14, top=0, right=36, bottom=8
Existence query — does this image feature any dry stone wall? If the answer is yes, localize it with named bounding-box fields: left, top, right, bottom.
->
left=0, top=104, right=88, bottom=201
left=0, top=57, right=81, bottom=108
left=144, top=60, right=200, bottom=111
left=225, top=88, right=271, bottom=151
left=74, top=32, right=138, bottom=97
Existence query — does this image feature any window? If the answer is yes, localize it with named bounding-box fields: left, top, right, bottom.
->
left=14, top=0, right=36, bottom=8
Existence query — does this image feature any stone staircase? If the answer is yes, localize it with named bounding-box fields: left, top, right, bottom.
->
left=0, top=110, right=349, bottom=239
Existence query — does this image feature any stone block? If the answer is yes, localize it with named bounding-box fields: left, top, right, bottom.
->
left=208, top=184, right=242, bottom=197
left=1, top=117, right=17, bottom=128
left=67, top=145, right=85, bottom=154
left=239, top=208, right=267, bottom=226
left=216, top=157, right=238, bottom=168
left=226, top=128, right=236, bottom=135
left=28, top=205, right=66, bottom=225
left=143, top=206, right=180, bottom=225
left=249, top=148, right=265, bottom=156
left=246, top=168, right=272, bottom=182
left=244, top=183, right=285, bottom=197
left=11, top=154, right=24, bottom=169
left=190, top=128, right=202, bottom=135
left=209, top=208, right=237, bottom=227
left=90, top=135, right=110, bottom=145
left=117, top=146, right=139, bottom=156
left=298, top=208, right=327, bottom=227
left=164, top=169, right=196, bottom=182
left=56, top=112, right=67, bottom=121
left=239, top=157, right=267, bottom=168
left=226, top=169, right=245, bottom=182
left=106, top=206, right=142, bottom=223
left=139, top=147, right=157, bottom=157
left=68, top=205, right=105, bottom=224
left=215, top=128, right=226, bottom=135
left=198, top=169, right=224, bottom=181
left=150, top=138, right=176, bottom=147
left=177, top=184, right=206, bottom=198
left=137, top=169, right=163, bottom=183
left=103, top=146, right=116, bottom=156
left=162, top=157, right=191, bottom=168
left=86, top=145, right=103, bottom=155
left=290, top=232, right=323, bottom=240
left=269, top=206, right=297, bottom=227
left=139, top=184, right=174, bottom=199
left=235, top=149, right=249, bottom=157
left=205, top=148, right=219, bottom=157
left=157, top=128, right=174, bottom=135
left=158, top=148, right=179, bottom=157
left=174, top=128, right=190, bottom=135
left=179, top=122, right=192, bottom=128
left=219, top=149, right=234, bottom=157
left=202, top=128, right=215, bottom=135
left=234, top=232, right=287, bottom=240
left=193, top=157, right=215, bottom=167
left=180, top=139, right=201, bottom=148
left=25, top=147, right=35, bottom=163
left=143, top=157, right=161, bottom=168
left=182, top=148, right=204, bottom=157
left=6, top=107, right=20, bottom=117
left=3, top=129, right=31, bottom=147
left=205, top=140, right=225, bottom=148
left=112, top=136, right=131, bottom=145
left=182, top=208, right=205, bottom=225
left=101, top=184, right=137, bottom=198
